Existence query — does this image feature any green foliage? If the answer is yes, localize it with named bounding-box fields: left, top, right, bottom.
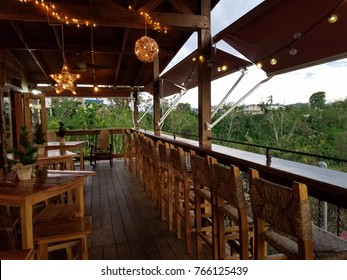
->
left=33, top=123, right=45, bottom=144
left=45, top=95, right=347, bottom=172
left=10, top=126, right=37, bottom=165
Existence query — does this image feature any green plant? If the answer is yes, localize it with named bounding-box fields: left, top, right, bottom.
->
left=10, top=126, right=37, bottom=165
left=33, top=123, right=46, bottom=145
left=57, top=121, right=67, bottom=138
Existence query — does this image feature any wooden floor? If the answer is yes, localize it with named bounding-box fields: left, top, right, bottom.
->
left=83, top=159, right=204, bottom=260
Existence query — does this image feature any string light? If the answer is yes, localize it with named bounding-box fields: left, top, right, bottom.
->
left=19, top=0, right=96, bottom=27
left=136, top=8, right=168, bottom=34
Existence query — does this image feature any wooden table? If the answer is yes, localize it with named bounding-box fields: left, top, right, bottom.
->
left=0, top=170, right=95, bottom=249
left=36, top=149, right=78, bottom=170
left=46, top=141, right=87, bottom=170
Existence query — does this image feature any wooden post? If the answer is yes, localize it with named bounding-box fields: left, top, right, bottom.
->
left=198, top=0, right=212, bottom=149
left=153, top=56, right=161, bottom=136
left=134, top=91, right=139, bottom=130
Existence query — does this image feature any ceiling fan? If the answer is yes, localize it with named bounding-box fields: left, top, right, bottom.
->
left=71, top=52, right=112, bottom=72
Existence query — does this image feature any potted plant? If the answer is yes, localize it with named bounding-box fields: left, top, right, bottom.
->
left=33, top=123, right=46, bottom=156
left=57, top=121, right=67, bottom=145
left=10, top=126, right=37, bottom=180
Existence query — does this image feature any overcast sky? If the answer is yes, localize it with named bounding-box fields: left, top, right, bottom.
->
left=162, top=0, right=347, bottom=107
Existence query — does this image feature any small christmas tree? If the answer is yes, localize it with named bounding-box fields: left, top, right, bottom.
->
left=11, top=126, right=38, bottom=165
left=57, top=121, right=67, bottom=138
left=33, top=123, right=46, bottom=145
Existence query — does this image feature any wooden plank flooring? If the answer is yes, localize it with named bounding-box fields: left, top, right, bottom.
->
left=83, top=159, right=201, bottom=260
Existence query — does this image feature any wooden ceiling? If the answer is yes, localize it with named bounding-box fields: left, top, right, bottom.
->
left=0, top=0, right=219, bottom=97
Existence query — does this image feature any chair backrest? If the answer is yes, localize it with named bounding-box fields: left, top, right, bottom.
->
left=98, top=130, right=110, bottom=150
left=170, top=146, right=189, bottom=181
left=190, top=151, right=216, bottom=191
left=211, top=163, right=247, bottom=210
left=248, top=168, right=313, bottom=259
left=158, top=142, right=172, bottom=172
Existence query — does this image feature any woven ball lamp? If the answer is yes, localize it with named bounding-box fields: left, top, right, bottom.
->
left=134, top=36, right=159, bottom=63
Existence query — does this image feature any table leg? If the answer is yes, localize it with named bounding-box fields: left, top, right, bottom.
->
left=78, top=144, right=84, bottom=170
left=74, top=180, right=85, bottom=217
left=20, top=204, right=33, bottom=249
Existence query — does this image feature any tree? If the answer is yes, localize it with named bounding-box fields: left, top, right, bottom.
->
left=309, top=91, right=326, bottom=109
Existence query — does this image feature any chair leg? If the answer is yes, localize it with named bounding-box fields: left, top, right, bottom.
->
left=37, top=242, right=49, bottom=260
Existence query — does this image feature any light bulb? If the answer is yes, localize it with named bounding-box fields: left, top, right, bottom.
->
left=270, top=58, right=277, bottom=65
left=256, top=62, right=262, bottom=69
left=328, top=14, right=338, bottom=23
left=289, top=47, right=297, bottom=55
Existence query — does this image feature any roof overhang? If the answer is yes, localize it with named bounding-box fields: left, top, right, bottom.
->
left=214, top=0, right=347, bottom=75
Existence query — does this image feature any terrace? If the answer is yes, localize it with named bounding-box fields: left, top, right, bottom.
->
left=0, top=0, right=346, bottom=260
left=82, top=128, right=347, bottom=259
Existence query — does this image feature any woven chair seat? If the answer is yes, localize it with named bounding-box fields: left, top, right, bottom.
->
left=196, top=188, right=211, bottom=201
left=312, top=226, right=347, bottom=259
left=266, top=225, right=347, bottom=260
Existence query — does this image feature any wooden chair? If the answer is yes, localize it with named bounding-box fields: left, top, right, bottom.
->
left=248, top=168, right=347, bottom=260
left=170, top=146, right=194, bottom=254
left=34, top=216, right=92, bottom=260
left=211, top=163, right=254, bottom=259
left=124, top=129, right=136, bottom=174
left=90, top=130, right=113, bottom=167
left=147, top=138, right=161, bottom=204
left=132, top=131, right=141, bottom=179
left=158, top=142, right=174, bottom=231
left=190, top=151, right=218, bottom=259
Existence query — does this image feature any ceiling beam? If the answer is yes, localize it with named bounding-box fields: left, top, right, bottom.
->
left=168, top=0, right=194, bottom=15
left=113, top=28, right=129, bottom=86
left=9, top=21, right=53, bottom=84
left=42, top=87, right=132, bottom=98
left=141, top=0, right=164, bottom=12
left=0, top=2, right=209, bottom=29
left=2, top=45, right=177, bottom=57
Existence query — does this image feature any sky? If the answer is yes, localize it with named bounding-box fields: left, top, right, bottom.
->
left=160, top=0, right=347, bottom=108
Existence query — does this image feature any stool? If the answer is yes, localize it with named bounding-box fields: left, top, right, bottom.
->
left=33, top=204, right=76, bottom=224
left=170, top=146, right=195, bottom=254
left=249, top=168, right=347, bottom=260
left=158, top=142, right=174, bottom=230
left=190, top=151, right=218, bottom=259
left=34, top=216, right=92, bottom=260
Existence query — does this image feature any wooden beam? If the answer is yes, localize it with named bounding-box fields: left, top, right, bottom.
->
left=9, top=21, right=53, bottom=85
left=153, top=57, right=161, bottom=136
left=168, top=0, right=194, bottom=15
left=198, top=0, right=212, bottom=149
left=0, top=3, right=209, bottom=30
left=114, top=28, right=129, bottom=86
left=41, top=87, right=132, bottom=98
left=141, top=0, right=164, bottom=12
